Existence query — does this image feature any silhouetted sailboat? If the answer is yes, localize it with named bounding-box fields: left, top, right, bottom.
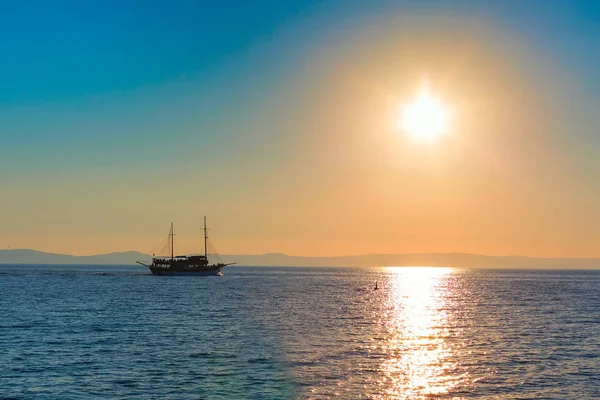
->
left=137, top=217, right=234, bottom=276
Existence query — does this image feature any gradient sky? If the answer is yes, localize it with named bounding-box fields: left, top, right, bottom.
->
left=2, top=0, right=600, bottom=257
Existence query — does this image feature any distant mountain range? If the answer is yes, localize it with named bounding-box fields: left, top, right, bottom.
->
left=1, top=249, right=599, bottom=269
left=0, top=249, right=149, bottom=265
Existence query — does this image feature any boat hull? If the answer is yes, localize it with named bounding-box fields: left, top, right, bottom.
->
left=148, top=264, right=225, bottom=276
left=149, top=269, right=222, bottom=276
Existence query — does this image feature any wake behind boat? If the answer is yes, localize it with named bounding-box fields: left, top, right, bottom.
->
left=137, top=217, right=234, bottom=276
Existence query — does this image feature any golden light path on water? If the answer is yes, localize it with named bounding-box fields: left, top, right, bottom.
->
left=377, top=267, right=465, bottom=399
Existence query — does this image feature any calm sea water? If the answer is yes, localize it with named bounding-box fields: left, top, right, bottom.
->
left=1, top=265, right=599, bottom=399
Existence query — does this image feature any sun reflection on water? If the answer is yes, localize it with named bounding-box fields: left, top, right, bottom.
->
left=378, top=267, right=460, bottom=399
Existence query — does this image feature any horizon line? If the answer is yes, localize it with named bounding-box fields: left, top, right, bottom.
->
left=3, top=248, right=600, bottom=261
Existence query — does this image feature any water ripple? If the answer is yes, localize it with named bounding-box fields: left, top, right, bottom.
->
left=0, top=265, right=599, bottom=399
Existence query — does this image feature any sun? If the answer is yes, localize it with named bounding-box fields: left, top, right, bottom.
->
left=399, top=85, right=449, bottom=140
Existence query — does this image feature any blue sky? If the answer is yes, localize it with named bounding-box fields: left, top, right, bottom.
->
left=2, top=0, right=600, bottom=256
left=0, top=0, right=315, bottom=103
left=2, top=0, right=600, bottom=104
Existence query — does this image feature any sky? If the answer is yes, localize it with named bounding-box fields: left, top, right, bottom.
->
left=2, top=0, right=600, bottom=257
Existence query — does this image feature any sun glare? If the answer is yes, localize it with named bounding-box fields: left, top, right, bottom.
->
left=399, top=85, right=450, bottom=140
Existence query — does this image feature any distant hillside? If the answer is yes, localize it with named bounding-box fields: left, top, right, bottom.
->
left=216, top=253, right=600, bottom=269
left=0, top=249, right=149, bottom=265
left=2, top=249, right=598, bottom=269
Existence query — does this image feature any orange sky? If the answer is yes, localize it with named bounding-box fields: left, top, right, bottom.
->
left=2, top=9, right=600, bottom=258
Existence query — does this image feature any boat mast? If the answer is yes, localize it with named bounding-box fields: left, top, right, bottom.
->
left=170, top=222, right=174, bottom=261
left=204, top=216, right=208, bottom=259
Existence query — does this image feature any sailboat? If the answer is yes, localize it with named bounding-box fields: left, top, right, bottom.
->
left=137, top=217, right=234, bottom=276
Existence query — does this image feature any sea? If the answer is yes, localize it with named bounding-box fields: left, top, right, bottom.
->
left=1, top=265, right=599, bottom=399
